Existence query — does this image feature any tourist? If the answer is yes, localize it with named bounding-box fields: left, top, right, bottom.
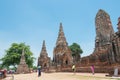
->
left=90, top=65, right=95, bottom=75
left=72, top=64, right=76, bottom=74
left=38, top=65, right=41, bottom=77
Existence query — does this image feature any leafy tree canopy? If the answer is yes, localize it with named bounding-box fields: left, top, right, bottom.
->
left=69, top=43, right=83, bottom=63
left=69, top=43, right=83, bottom=56
left=1, top=43, right=35, bottom=69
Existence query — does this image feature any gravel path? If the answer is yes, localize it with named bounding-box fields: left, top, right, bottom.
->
left=4, top=72, right=118, bottom=80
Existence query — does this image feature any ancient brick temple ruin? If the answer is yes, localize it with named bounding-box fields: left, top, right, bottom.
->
left=78, top=9, right=120, bottom=75
left=109, top=17, right=120, bottom=75
left=16, top=49, right=29, bottom=74
left=38, top=40, right=50, bottom=72
left=59, top=9, right=120, bottom=75
left=37, top=9, right=120, bottom=75
left=53, top=23, right=73, bottom=71
left=81, top=9, right=115, bottom=67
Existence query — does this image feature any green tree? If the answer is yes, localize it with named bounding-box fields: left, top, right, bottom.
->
left=69, top=43, right=83, bottom=63
left=0, top=64, right=2, bottom=69
left=32, top=66, right=37, bottom=70
left=1, top=43, right=35, bottom=69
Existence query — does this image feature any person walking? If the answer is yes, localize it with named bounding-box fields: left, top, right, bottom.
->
left=72, top=64, right=76, bottom=74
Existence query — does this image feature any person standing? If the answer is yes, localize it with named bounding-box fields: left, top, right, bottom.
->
left=90, top=65, right=95, bottom=75
left=38, top=65, right=41, bottom=77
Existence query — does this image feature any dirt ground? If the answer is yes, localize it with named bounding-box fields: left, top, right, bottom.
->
left=3, top=72, right=119, bottom=80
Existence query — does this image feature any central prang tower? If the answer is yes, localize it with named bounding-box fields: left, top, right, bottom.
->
left=53, top=23, right=72, bottom=69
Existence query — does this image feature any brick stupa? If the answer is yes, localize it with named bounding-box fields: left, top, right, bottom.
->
left=38, top=40, right=50, bottom=71
left=16, top=49, right=29, bottom=74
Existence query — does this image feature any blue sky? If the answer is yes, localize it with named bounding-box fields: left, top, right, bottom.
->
left=0, top=0, right=120, bottom=65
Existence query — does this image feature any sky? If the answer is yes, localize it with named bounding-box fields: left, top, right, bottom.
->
left=0, top=0, right=120, bottom=65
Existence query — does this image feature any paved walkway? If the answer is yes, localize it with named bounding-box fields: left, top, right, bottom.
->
left=4, top=72, right=119, bottom=80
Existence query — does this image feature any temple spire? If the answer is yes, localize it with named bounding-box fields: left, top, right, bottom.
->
left=60, top=23, right=63, bottom=32
left=41, top=40, right=46, bottom=51
left=20, top=48, right=26, bottom=63
left=53, top=23, right=72, bottom=68
left=22, top=48, right=25, bottom=57
left=16, top=48, right=29, bottom=73
left=40, top=40, right=48, bottom=58
left=95, top=9, right=114, bottom=51
left=56, top=23, right=68, bottom=46
left=38, top=40, right=50, bottom=70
